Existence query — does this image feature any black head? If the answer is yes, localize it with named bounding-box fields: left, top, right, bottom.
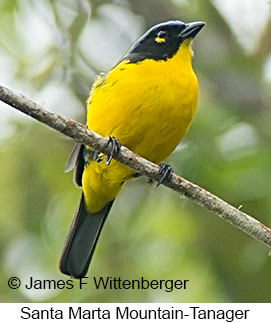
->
left=123, top=20, right=205, bottom=63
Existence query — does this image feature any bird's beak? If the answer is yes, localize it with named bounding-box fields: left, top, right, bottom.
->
left=179, top=21, right=205, bottom=39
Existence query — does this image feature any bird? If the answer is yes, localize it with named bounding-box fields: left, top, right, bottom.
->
left=59, top=20, right=205, bottom=278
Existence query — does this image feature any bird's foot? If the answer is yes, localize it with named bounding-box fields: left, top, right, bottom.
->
left=148, top=163, right=173, bottom=187
left=104, top=136, right=121, bottom=165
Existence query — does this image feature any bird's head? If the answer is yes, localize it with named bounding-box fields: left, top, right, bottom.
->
left=123, top=20, right=205, bottom=63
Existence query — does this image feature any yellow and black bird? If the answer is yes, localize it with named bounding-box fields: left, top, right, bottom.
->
left=59, top=20, right=205, bottom=278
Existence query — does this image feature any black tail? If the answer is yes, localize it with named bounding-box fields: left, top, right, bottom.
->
left=59, top=194, right=114, bottom=278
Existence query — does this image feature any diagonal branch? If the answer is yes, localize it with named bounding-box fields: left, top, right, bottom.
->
left=1, top=84, right=271, bottom=248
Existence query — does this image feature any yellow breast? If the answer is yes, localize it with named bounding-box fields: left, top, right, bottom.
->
left=88, top=40, right=198, bottom=161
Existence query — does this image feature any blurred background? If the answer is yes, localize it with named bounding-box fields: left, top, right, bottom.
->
left=0, top=0, right=271, bottom=302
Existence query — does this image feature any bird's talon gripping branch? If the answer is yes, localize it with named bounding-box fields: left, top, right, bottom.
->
left=155, top=163, right=174, bottom=188
left=104, top=136, right=121, bottom=165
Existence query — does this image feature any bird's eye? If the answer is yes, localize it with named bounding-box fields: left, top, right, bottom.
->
left=155, top=30, right=167, bottom=43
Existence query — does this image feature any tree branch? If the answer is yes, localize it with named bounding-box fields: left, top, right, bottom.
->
left=1, top=84, right=271, bottom=248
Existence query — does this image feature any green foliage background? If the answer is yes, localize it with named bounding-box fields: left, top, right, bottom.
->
left=0, top=0, right=271, bottom=302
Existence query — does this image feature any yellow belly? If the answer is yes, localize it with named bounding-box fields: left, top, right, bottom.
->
left=83, top=42, right=198, bottom=212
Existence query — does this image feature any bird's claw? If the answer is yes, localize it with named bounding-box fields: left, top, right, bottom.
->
left=153, top=163, right=173, bottom=188
left=104, top=136, right=121, bottom=165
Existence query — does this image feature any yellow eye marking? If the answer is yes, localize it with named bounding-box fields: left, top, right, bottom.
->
left=155, top=37, right=166, bottom=43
